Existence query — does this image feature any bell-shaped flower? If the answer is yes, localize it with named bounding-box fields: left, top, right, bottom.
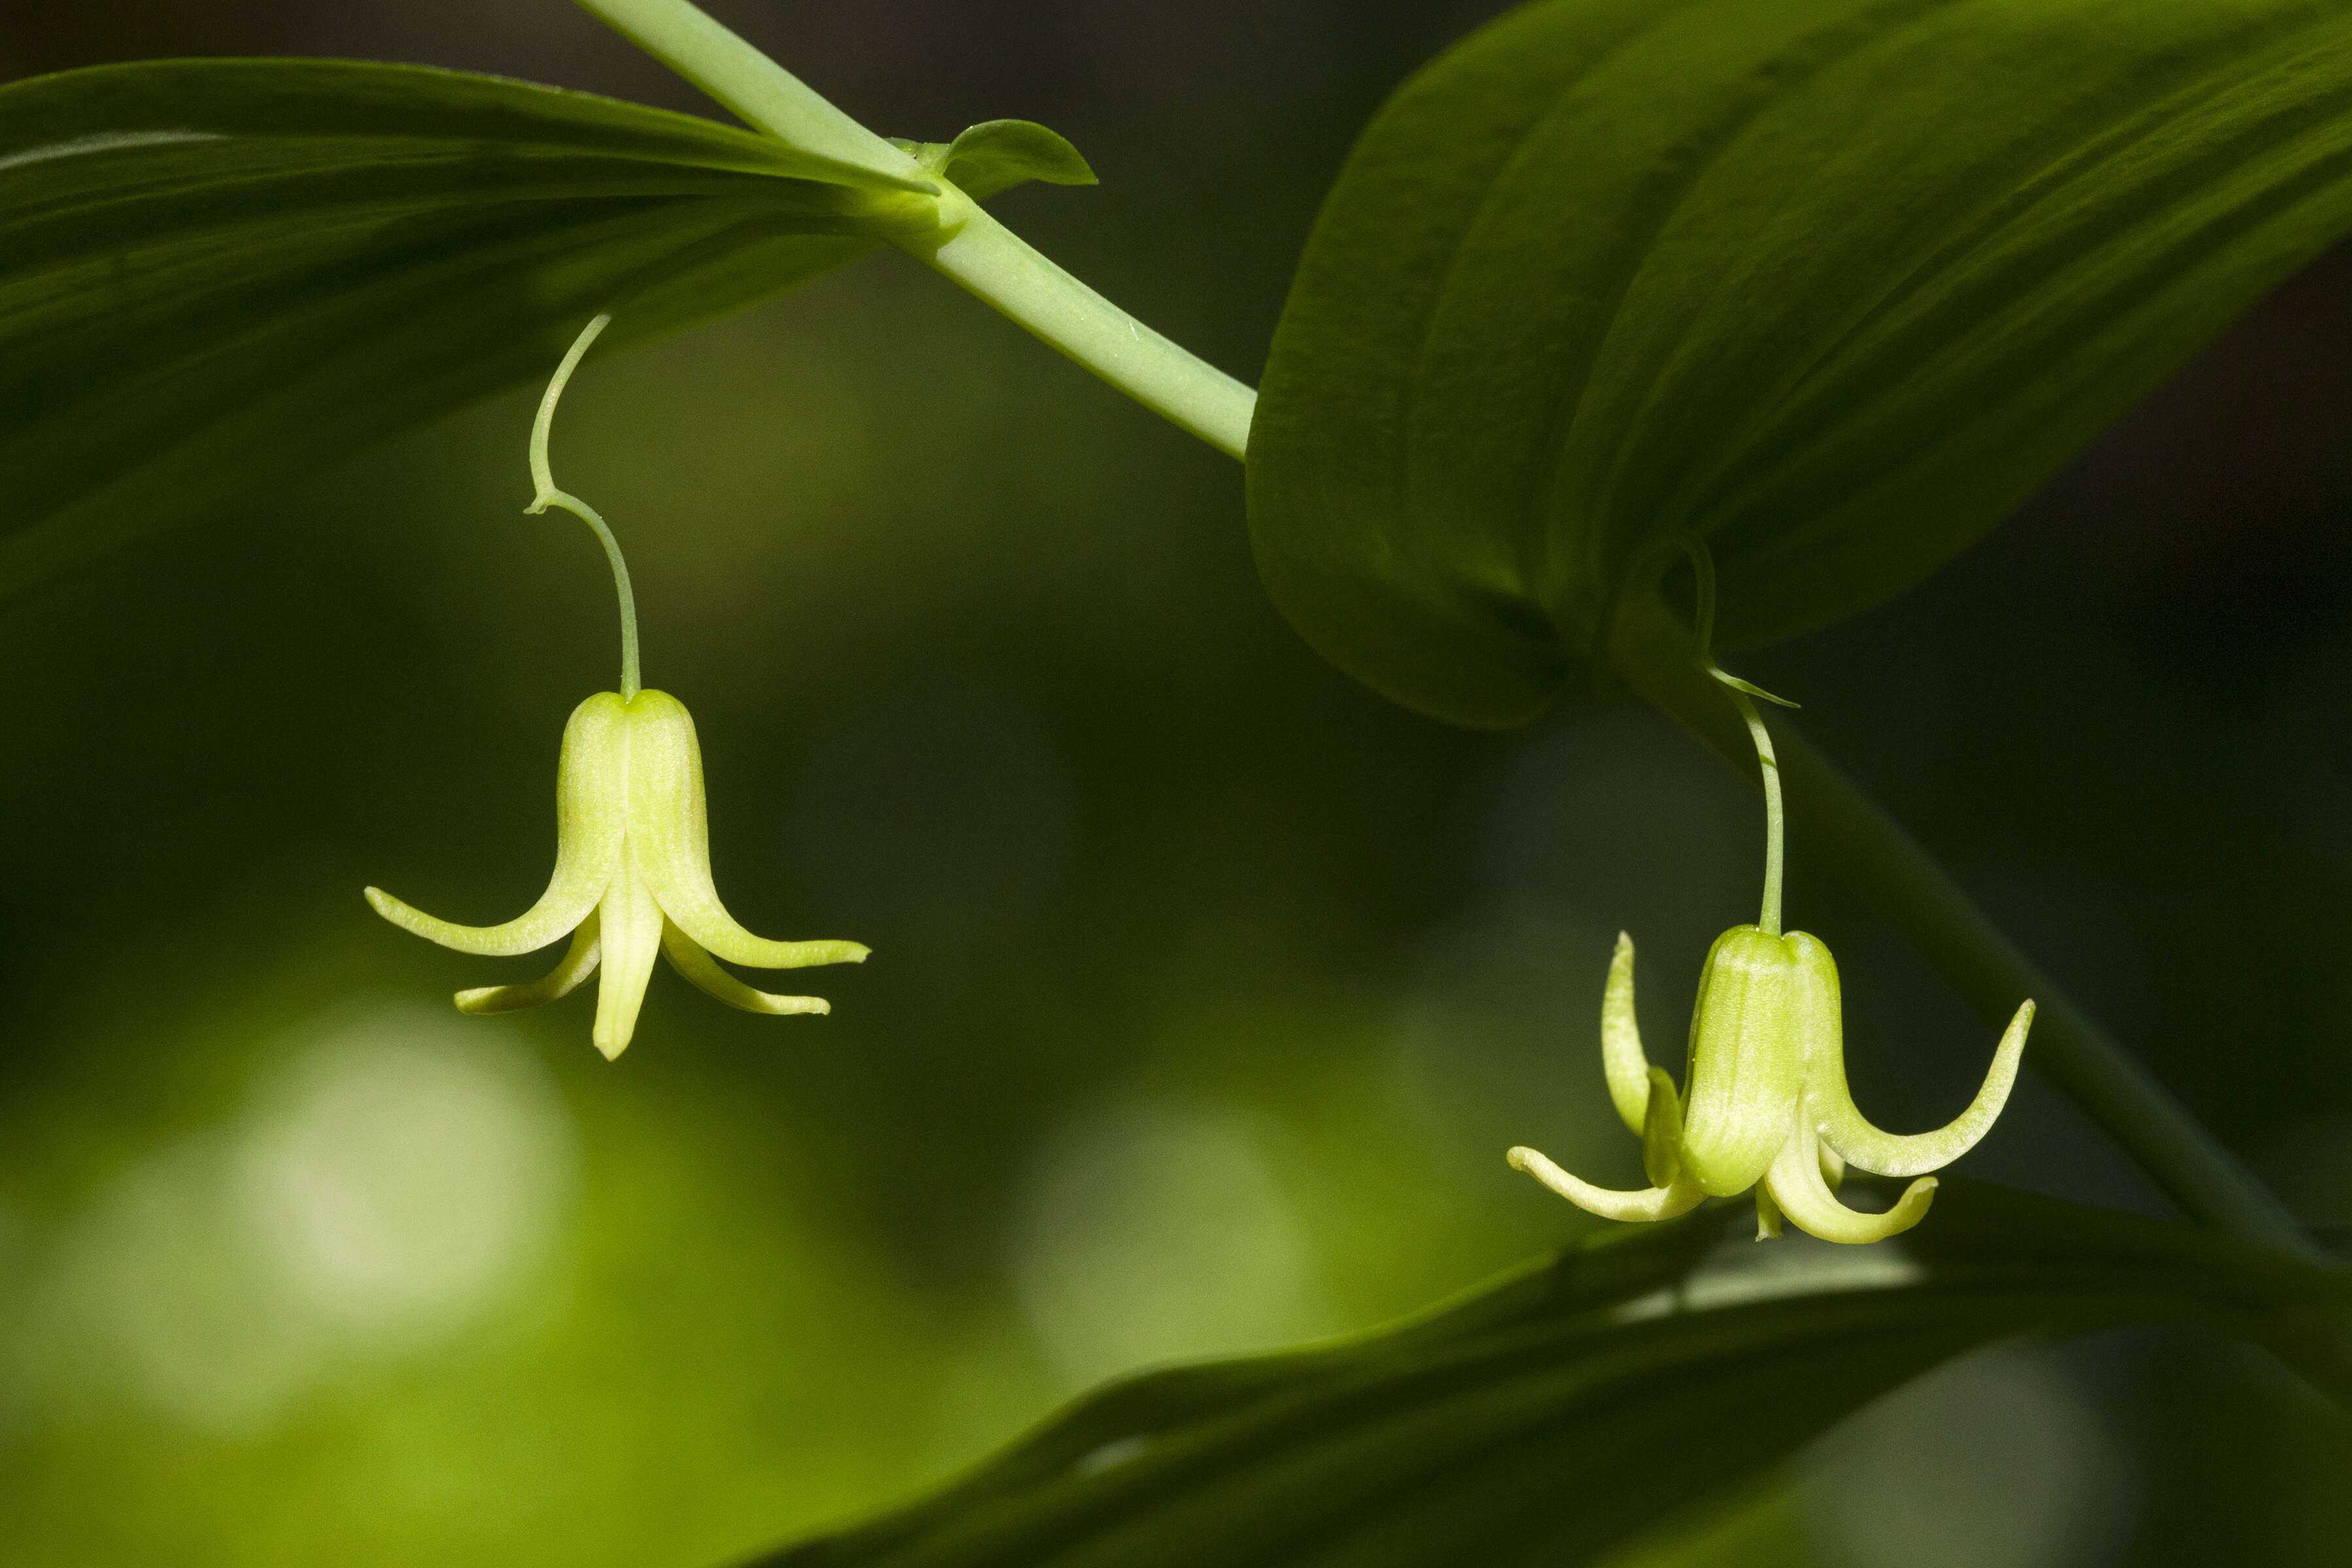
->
left=1508, top=928, right=2032, bottom=1243
left=367, top=688, right=867, bottom=1060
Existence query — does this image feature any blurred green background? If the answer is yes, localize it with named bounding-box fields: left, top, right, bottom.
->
left=1, top=3, right=2350, bottom=1565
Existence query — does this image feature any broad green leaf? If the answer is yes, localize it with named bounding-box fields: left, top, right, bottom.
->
left=753, top=1184, right=2351, bottom=1568
left=896, top=122, right=1100, bottom=203
left=0, top=60, right=1070, bottom=594
left=1249, top=0, right=2352, bottom=727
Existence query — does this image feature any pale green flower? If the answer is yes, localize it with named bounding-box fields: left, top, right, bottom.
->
left=1509, top=927, right=2031, bottom=1243
left=368, top=688, right=866, bottom=1060
left=368, top=312, right=864, bottom=1058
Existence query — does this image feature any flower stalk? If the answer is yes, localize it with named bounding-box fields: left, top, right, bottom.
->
left=528, top=312, right=640, bottom=698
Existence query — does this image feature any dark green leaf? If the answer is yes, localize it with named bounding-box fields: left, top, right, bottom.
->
left=0, top=59, right=1061, bottom=594
left=1249, top=0, right=2352, bottom=727
left=753, top=1184, right=2352, bottom=1568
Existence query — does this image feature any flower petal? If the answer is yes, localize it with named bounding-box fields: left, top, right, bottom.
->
left=1506, top=1145, right=1705, bottom=1222
left=661, top=921, right=831, bottom=1017
left=456, top=912, right=602, bottom=1014
left=591, top=849, right=665, bottom=1060
left=1639, top=1065, right=1684, bottom=1188
left=1812, top=1000, right=2033, bottom=1177
left=363, top=692, right=628, bottom=956
left=1601, top=932, right=1657, bottom=1136
left=622, top=689, right=869, bottom=970
left=1761, top=1111, right=1936, bottom=1244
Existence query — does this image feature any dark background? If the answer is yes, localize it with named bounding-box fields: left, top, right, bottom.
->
left=0, top=4, right=2347, bottom=1566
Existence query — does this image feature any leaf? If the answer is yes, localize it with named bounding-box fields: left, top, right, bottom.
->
left=0, top=59, right=1066, bottom=594
left=751, top=1184, right=2352, bottom=1568
left=1247, top=0, right=2352, bottom=727
left=897, top=121, right=1100, bottom=203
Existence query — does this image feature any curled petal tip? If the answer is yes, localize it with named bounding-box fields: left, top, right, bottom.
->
left=793, top=939, right=872, bottom=966
left=454, top=986, right=502, bottom=1014
left=365, top=883, right=449, bottom=938
left=731, top=991, right=832, bottom=1017
left=1887, top=1176, right=1938, bottom=1233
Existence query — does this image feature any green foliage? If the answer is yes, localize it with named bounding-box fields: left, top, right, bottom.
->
left=6, top=6, right=2349, bottom=1561
left=0, top=59, right=1085, bottom=596
left=1249, top=0, right=2352, bottom=727
left=758, top=1184, right=2351, bottom=1568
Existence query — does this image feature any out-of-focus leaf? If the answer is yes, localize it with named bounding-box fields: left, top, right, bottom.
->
left=754, top=1184, right=2351, bottom=1568
left=0, top=59, right=1068, bottom=594
left=897, top=121, right=1099, bottom=203
left=1248, top=0, right=2352, bottom=726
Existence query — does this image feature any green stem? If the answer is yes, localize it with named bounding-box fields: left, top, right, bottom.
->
left=571, top=0, right=1256, bottom=461
left=1726, top=687, right=1785, bottom=937
left=1612, top=598, right=2327, bottom=1264
left=910, top=206, right=1256, bottom=459
left=530, top=313, right=642, bottom=698
left=572, top=0, right=920, bottom=189
left=1681, top=537, right=1783, bottom=935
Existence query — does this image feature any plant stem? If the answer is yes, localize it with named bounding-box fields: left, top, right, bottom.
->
left=911, top=207, right=1256, bottom=459
left=572, top=0, right=921, bottom=189
left=529, top=313, right=642, bottom=698
left=1612, top=598, right=2327, bottom=1264
left=1725, top=687, right=1786, bottom=937
left=571, top=0, right=1255, bottom=459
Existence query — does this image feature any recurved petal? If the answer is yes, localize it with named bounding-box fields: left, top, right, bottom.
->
left=361, top=692, right=628, bottom=957
left=1761, top=1112, right=1935, bottom=1244
left=622, top=688, right=870, bottom=970
left=1601, top=932, right=1653, bottom=1136
left=1639, top=1065, right=1684, bottom=1188
left=591, top=851, right=665, bottom=1061
left=1814, top=1000, right=2033, bottom=1177
left=661, top=921, right=831, bottom=1016
left=1507, top=1145, right=1707, bottom=1222
left=364, top=883, right=593, bottom=958
left=456, top=913, right=602, bottom=1014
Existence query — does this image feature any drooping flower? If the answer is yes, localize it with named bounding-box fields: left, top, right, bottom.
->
left=1508, top=588, right=2030, bottom=1241
left=367, top=312, right=864, bottom=1057
left=1507, top=926, right=2031, bottom=1242
left=368, top=688, right=866, bottom=1059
